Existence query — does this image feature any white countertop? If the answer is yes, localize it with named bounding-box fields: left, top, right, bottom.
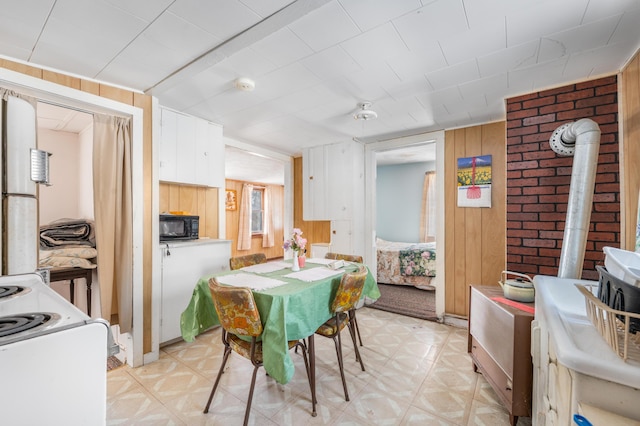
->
left=534, top=275, right=640, bottom=389
left=160, top=238, right=231, bottom=248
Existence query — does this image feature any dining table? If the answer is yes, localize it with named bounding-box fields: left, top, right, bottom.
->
left=180, top=258, right=380, bottom=397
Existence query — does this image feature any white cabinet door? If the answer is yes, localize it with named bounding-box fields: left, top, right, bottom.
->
left=195, top=121, right=224, bottom=187
left=325, top=142, right=352, bottom=220
left=302, top=145, right=329, bottom=220
left=160, top=107, right=224, bottom=187
left=175, top=112, right=196, bottom=184
left=160, top=241, right=231, bottom=344
left=330, top=220, right=352, bottom=254
left=159, top=108, right=178, bottom=182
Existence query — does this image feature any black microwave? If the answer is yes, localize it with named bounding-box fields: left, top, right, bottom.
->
left=159, top=214, right=199, bottom=241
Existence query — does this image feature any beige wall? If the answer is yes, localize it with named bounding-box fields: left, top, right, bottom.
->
left=159, top=183, right=219, bottom=239
left=621, top=50, right=640, bottom=251
left=444, top=122, right=507, bottom=317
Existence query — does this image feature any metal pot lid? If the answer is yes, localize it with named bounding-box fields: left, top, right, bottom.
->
left=504, top=278, right=534, bottom=289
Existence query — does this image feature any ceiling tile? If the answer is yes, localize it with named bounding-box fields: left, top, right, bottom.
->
left=238, top=0, right=295, bottom=17
left=250, top=62, right=321, bottom=100
left=393, top=1, right=468, bottom=52
left=0, top=0, right=54, bottom=53
left=583, top=0, right=640, bottom=24
left=477, top=40, right=539, bottom=78
left=340, top=23, right=409, bottom=69
left=385, top=45, right=447, bottom=81
left=506, top=0, right=589, bottom=47
left=223, top=47, right=279, bottom=78
left=251, top=28, right=313, bottom=68
left=168, top=0, right=262, bottom=40
left=288, top=1, right=361, bottom=52
left=538, top=14, right=620, bottom=63
left=439, top=21, right=505, bottom=66
left=508, top=57, right=570, bottom=93
left=609, top=7, right=640, bottom=45
left=104, top=0, right=172, bottom=22
left=425, top=59, right=480, bottom=91
left=300, top=46, right=363, bottom=81
left=457, top=73, right=509, bottom=102
left=339, top=0, right=422, bottom=32
left=564, top=40, right=638, bottom=79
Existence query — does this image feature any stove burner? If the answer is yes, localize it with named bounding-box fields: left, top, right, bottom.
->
left=0, top=286, right=28, bottom=299
left=0, top=313, right=57, bottom=338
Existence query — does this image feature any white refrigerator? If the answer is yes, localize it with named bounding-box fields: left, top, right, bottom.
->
left=0, top=94, right=47, bottom=275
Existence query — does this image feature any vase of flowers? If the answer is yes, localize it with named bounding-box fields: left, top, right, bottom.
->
left=283, top=228, right=307, bottom=271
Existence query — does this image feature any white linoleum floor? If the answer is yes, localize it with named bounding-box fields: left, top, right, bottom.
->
left=107, top=307, right=532, bottom=425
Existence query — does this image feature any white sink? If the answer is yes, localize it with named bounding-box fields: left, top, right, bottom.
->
left=604, top=246, right=640, bottom=287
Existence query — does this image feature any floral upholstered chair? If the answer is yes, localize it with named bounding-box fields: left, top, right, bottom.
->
left=229, top=253, right=267, bottom=270
left=324, top=252, right=365, bottom=346
left=314, top=265, right=367, bottom=401
left=204, top=278, right=314, bottom=425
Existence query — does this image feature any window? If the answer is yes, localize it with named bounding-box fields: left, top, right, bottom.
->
left=250, top=188, right=264, bottom=234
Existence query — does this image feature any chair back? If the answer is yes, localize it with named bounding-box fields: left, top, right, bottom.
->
left=229, top=253, right=267, bottom=270
left=331, top=265, right=367, bottom=314
left=209, top=278, right=263, bottom=337
left=325, top=252, right=363, bottom=263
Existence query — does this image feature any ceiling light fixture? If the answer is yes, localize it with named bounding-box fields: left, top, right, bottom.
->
left=234, top=77, right=255, bottom=92
left=353, top=101, right=378, bottom=121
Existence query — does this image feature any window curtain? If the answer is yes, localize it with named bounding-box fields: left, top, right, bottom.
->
left=420, top=171, right=437, bottom=243
left=237, top=183, right=253, bottom=250
left=93, top=114, right=133, bottom=333
left=262, top=186, right=275, bottom=248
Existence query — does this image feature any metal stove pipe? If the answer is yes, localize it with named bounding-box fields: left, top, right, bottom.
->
left=549, top=118, right=601, bottom=279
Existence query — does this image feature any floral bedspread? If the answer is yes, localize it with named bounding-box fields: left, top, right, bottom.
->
left=376, top=238, right=435, bottom=289
left=399, top=246, right=436, bottom=277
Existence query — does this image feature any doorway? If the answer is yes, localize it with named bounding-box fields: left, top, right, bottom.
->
left=364, top=130, right=446, bottom=319
left=0, top=68, right=145, bottom=367
left=36, top=102, right=95, bottom=314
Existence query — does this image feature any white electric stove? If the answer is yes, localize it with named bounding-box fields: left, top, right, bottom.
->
left=0, top=273, right=111, bottom=425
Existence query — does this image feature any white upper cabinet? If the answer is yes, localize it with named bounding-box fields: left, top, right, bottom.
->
left=195, top=119, right=224, bottom=187
left=302, top=140, right=365, bottom=256
left=302, top=144, right=329, bottom=220
left=159, top=107, right=224, bottom=187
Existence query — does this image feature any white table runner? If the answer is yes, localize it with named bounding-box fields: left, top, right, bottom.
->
left=216, top=273, right=287, bottom=290
left=241, top=261, right=290, bottom=274
left=283, top=268, right=345, bottom=282
left=304, top=258, right=335, bottom=265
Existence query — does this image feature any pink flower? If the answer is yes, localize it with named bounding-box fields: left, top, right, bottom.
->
left=284, top=229, right=306, bottom=252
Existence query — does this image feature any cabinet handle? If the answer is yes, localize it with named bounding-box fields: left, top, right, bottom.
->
left=332, top=230, right=336, bottom=234
left=309, top=176, right=314, bottom=180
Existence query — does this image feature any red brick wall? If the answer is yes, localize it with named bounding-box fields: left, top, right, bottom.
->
left=506, top=76, right=620, bottom=280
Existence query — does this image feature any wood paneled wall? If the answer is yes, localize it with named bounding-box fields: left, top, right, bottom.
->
left=293, top=157, right=331, bottom=249
left=0, top=58, right=155, bottom=352
left=159, top=183, right=219, bottom=239
left=621, top=51, right=640, bottom=251
left=444, top=122, right=506, bottom=317
left=225, top=179, right=285, bottom=259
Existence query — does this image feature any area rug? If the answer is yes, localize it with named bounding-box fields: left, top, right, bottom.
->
left=369, top=283, right=437, bottom=321
left=107, top=355, right=124, bottom=372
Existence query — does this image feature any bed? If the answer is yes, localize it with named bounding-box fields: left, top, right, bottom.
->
left=376, top=238, right=436, bottom=290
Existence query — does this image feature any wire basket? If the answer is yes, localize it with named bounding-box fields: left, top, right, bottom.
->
left=575, top=284, right=640, bottom=362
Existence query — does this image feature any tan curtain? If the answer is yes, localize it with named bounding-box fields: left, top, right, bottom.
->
left=262, top=186, right=275, bottom=248
left=237, top=183, right=253, bottom=250
left=93, top=114, right=133, bottom=332
left=420, top=171, right=437, bottom=243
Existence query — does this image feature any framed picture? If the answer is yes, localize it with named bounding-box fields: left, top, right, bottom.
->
left=225, top=189, right=237, bottom=211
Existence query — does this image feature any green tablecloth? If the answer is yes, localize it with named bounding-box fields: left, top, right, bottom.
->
left=180, top=261, right=380, bottom=384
